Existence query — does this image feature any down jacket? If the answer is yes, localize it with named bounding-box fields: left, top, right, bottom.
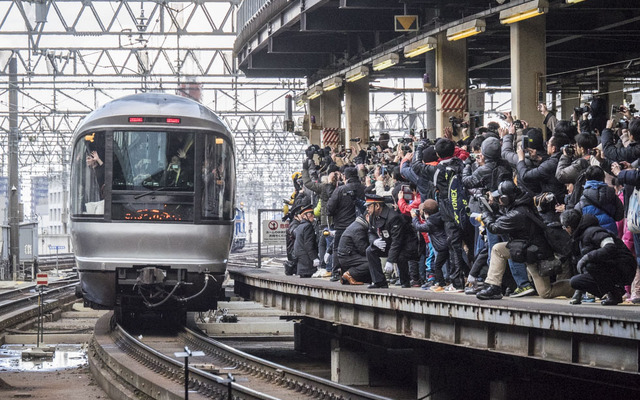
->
left=575, top=180, right=624, bottom=234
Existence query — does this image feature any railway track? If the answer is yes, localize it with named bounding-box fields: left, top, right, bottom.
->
left=90, top=312, right=391, bottom=400
left=0, top=280, right=79, bottom=331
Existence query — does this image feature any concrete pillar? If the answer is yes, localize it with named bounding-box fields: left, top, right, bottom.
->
left=425, top=51, right=437, bottom=140
left=606, top=79, right=624, bottom=111
left=417, top=364, right=454, bottom=400
left=345, top=78, right=369, bottom=144
left=435, top=33, right=467, bottom=141
left=510, top=16, right=546, bottom=130
left=330, top=339, right=369, bottom=385
left=320, top=89, right=342, bottom=146
left=560, top=86, right=580, bottom=121
left=308, top=97, right=322, bottom=146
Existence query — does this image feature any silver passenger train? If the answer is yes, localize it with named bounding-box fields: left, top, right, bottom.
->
left=70, top=93, right=235, bottom=323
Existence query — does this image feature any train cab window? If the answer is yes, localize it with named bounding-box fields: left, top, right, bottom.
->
left=111, top=130, right=195, bottom=221
left=70, top=131, right=106, bottom=216
left=201, top=135, right=235, bottom=221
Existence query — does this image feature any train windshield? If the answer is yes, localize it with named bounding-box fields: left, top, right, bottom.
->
left=71, top=129, right=235, bottom=222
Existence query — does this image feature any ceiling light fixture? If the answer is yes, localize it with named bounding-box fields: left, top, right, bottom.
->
left=446, top=19, right=486, bottom=41
left=345, top=66, right=369, bottom=83
left=372, top=53, right=399, bottom=71
left=322, top=77, right=343, bottom=92
left=403, top=36, right=437, bottom=58
left=500, top=0, right=548, bottom=25
left=306, top=85, right=323, bottom=100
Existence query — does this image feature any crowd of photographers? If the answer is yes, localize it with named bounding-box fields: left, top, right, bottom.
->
left=282, top=98, right=640, bottom=306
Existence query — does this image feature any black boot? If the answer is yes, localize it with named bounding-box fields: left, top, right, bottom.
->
left=601, top=290, right=623, bottom=306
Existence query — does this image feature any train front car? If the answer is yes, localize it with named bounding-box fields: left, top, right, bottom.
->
left=70, top=93, right=235, bottom=324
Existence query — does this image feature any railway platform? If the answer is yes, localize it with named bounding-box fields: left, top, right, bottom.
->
left=229, top=263, right=640, bottom=397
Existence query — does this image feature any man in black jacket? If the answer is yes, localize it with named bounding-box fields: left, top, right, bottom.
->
left=365, top=194, right=419, bottom=288
left=327, top=167, right=365, bottom=280
left=337, top=215, right=372, bottom=285
left=515, top=129, right=569, bottom=203
left=561, top=210, right=637, bottom=305
left=477, top=181, right=574, bottom=300
left=293, top=205, right=320, bottom=278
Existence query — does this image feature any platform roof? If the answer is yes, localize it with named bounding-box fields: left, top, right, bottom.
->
left=235, top=0, right=640, bottom=92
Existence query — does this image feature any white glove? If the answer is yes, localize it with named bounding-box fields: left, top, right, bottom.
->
left=467, top=275, right=477, bottom=284
left=373, top=238, right=387, bottom=251
left=384, top=261, right=394, bottom=274
left=323, top=253, right=330, bottom=264
left=313, top=258, right=320, bottom=267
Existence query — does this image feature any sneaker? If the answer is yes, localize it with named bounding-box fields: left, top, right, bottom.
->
left=410, top=280, right=421, bottom=288
left=311, top=269, right=324, bottom=278
left=631, top=296, right=640, bottom=304
left=504, top=287, right=514, bottom=297
left=511, top=284, right=535, bottom=298
left=320, top=270, right=332, bottom=278
left=444, top=284, right=464, bottom=293
left=421, top=282, right=433, bottom=290
left=430, top=284, right=446, bottom=293
left=583, top=293, right=596, bottom=303
left=464, top=282, right=484, bottom=295
left=476, top=284, right=503, bottom=300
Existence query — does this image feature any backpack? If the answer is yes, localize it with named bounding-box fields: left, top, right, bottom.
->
left=433, top=160, right=470, bottom=229
left=565, top=169, right=588, bottom=209
left=522, top=209, right=571, bottom=258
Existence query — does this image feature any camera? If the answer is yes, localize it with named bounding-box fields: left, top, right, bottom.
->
left=561, top=144, right=575, bottom=157
left=513, top=120, right=523, bottom=129
left=400, top=185, right=413, bottom=201
left=449, top=116, right=469, bottom=128
left=350, top=137, right=362, bottom=143
left=617, top=119, right=630, bottom=130
left=574, top=105, right=591, bottom=115
left=402, top=144, right=412, bottom=152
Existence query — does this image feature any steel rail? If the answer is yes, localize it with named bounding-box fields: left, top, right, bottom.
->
left=109, top=322, right=280, bottom=400
left=181, top=327, right=394, bottom=400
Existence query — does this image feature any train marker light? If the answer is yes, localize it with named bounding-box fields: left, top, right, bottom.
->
left=129, top=117, right=144, bottom=123
left=166, top=118, right=181, bottom=124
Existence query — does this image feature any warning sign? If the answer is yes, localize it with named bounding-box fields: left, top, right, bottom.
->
left=36, top=273, right=48, bottom=286
left=262, top=220, right=288, bottom=245
left=395, top=15, right=418, bottom=32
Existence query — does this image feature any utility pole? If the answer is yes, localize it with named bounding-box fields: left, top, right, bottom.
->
left=9, top=57, right=20, bottom=281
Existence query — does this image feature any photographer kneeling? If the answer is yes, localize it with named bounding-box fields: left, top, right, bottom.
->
left=560, top=209, right=636, bottom=305
left=477, top=181, right=574, bottom=300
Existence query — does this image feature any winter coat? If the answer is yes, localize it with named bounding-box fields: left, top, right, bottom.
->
left=412, top=156, right=466, bottom=223
left=293, top=219, right=318, bottom=262
left=517, top=152, right=566, bottom=203
left=601, top=128, right=640, bottom=163
left=301, top=167, right=335, bottom=226
left=575, top=180, right=624, bottom=234
left=326, top=177, right=365, bottom=230
left=412, top=211, right=447, bottom=252
left=482, top=193, right=553, bottom=260
left=555, top=155, right=590, bottom=185
left=462, top=158, right=512, bottom=193
left=370, top=206, right=419, bottom=263
left=337, top=217, right=370, bottom=259
left=571, top=214, right=636, bottom=284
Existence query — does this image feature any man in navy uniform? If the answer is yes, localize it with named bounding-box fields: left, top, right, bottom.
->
left=365, top=194, right=419, bottom=288
left=293, top=204, right=320, bottom=278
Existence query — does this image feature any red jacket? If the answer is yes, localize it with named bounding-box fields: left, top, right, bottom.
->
left=398, top=194, right=429, bottom=243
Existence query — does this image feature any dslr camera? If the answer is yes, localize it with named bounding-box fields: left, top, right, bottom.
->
left=574, top=105, right=591, bottom=115
left=561, top=144, right=575, bottom=157
left=513, top=120, right=523, bottom=130
left=449, top=116, right=469, bottom=128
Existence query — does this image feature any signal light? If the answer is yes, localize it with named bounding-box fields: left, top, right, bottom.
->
left=166, top=118, right=181, bottom=124
left=129, top=117, right=144, bottom=123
